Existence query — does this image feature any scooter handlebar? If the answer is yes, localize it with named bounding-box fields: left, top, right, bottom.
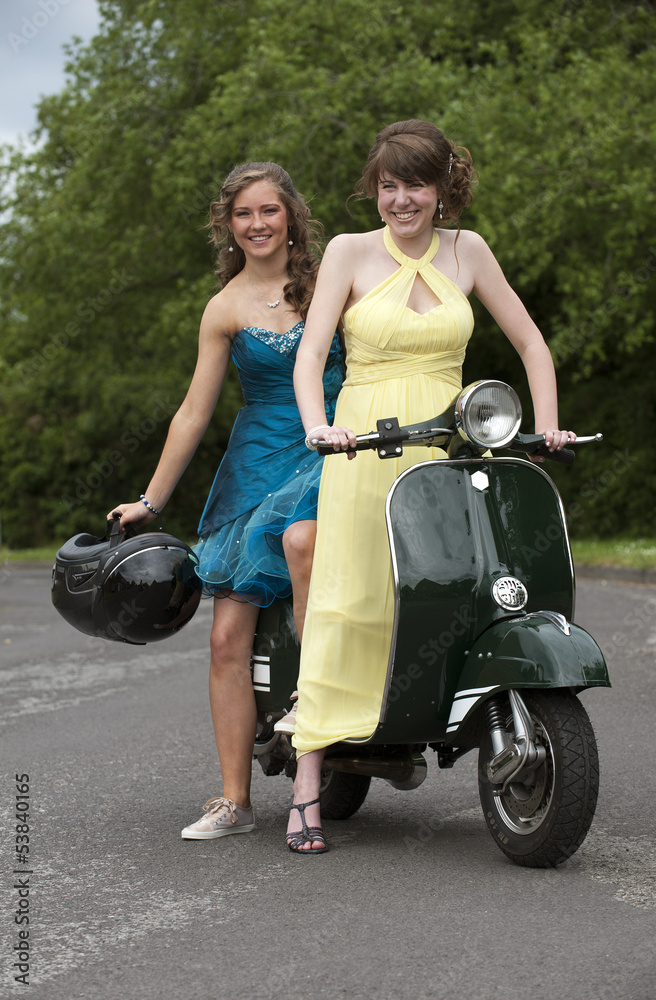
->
left=314, top=422, right=602, bottom=464
left=315, top=416, right=455, bottom=458
left=316, top=434, right=378, bottom=457
left=510, top=432, right=602, bottom=465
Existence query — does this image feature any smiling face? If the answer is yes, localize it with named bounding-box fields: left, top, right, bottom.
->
left=229, top=179, right=290, bottom=259
left=377, top=175, right=439, bottom=239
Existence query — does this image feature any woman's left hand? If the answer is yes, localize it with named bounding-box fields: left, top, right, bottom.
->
left=530, top=429, right=576, bottom=461
left=541, top=429, right=577, bottom=452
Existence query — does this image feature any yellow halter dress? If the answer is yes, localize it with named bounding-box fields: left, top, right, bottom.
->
left=293, top=227, right=475, bottom=756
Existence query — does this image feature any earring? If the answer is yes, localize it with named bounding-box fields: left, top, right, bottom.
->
left=288, top=229, right=294, bottom=246
left=438, top=199, right=444, bottom=221
left=228, top=232, right=234, bottom=252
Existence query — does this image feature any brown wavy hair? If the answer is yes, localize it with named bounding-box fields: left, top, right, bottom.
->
left=356, top=119, right=478, bottom=227
left=208, top=162, right=323, bottom=319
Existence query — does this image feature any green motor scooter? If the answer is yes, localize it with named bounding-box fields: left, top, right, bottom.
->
left=251, top=380, right=609, bottom=868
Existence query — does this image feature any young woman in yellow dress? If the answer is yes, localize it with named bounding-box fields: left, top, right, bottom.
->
left=286, top=119, right=576, bottom=854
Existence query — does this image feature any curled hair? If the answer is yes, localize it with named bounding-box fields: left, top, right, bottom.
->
left=207, top=162, right=323, bottom=319
left=356, top=119, right=478, bottom=227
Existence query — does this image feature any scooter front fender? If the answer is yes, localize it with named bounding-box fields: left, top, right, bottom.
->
left=444, top=612, right=610, bottom=744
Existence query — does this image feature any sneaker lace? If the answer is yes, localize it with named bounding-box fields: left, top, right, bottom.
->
left=201, top=796, right=238, bottom=824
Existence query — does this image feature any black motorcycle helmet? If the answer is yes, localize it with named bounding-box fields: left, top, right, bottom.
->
left=52, top=517, right=202, bottom=644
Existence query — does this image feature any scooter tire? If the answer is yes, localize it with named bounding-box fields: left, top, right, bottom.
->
left=319, top=770, right=371, bottom=821
left=478, top=689, right=599, bottom=868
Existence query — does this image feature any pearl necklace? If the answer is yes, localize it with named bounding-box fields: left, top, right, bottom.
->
left=246, top=272, right=284, bottom=308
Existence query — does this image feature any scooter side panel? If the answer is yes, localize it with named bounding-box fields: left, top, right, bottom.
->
left=377, top=459, right=576, bottom=744
left=251, top=599, right=299, bottom=712
left=444, top=615, right=610, bottom=744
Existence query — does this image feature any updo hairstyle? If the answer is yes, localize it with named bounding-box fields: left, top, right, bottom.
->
left=357, top=119, right=478, bottom=226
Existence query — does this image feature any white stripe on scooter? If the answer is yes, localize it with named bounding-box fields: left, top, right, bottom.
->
left=447, top=696, right=480, bottom=727
left=453, top=685, right=497, bottom=700
left=446, top=685, right=499, bottom=731
left=252, top=658, right=270, bottom=691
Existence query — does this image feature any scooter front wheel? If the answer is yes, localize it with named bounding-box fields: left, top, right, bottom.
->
left=478, top=689, right=599, bottom=868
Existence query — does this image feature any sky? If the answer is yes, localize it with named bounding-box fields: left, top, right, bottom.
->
left=1, top=0, right=101, bottom=149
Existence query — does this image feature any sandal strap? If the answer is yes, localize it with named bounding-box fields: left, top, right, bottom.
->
left=287, top=797, right=326, bottom=849
left=302, top=827, right=326, bottom=842
left=286, top=830, right=328, bottom=854
left=288, top=797, right=320, bottom=811
left=286, top=826, right=325, bottom=842
left=286, top=832, right=312, bottom=849
left=288, top=798, right=321, bottom=839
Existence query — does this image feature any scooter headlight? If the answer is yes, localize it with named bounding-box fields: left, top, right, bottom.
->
left=455, top=381, right=522, bottom=449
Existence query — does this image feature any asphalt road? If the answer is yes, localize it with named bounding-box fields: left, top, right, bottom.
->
left=1, top=562, right=655, bottom=999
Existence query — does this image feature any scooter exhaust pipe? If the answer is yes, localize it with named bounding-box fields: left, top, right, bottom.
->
left=322, top=751, right=428, bottom=790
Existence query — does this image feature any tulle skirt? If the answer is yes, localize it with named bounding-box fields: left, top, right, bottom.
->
left=193, top=461, right=321, bottom=606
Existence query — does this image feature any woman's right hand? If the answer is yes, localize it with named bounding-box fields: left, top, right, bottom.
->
left=317, top=424, right=358, bottom=460
left=106, top=501, right=158, bottom=531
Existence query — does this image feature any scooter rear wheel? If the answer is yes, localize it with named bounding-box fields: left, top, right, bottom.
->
left=319, top=770, right=371, bottom=820
left=478, top=689, right=599, bottom=868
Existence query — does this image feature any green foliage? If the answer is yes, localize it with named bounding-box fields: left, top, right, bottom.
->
left=1, top=0, right=655, bottom=545
left=570, top=537, right=656, bottom=570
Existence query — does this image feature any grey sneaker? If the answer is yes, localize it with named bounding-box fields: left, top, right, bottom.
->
left=274, top=691, right=298, bottom=734
left=181, top=797, right=255, bottom=840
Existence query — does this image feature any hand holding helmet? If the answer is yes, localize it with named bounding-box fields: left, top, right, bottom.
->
left=52, top=517, right=202, bottom=644
left=107, top=498, right=160, bottom=530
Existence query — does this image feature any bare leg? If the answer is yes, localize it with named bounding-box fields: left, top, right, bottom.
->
left=275, top=520, right=316, bottom=736
left=282, top=518, right=316, bottom=642
left=208, top=596, right=261, bottom=808
left=282, top=519, right=327, bottom=848
left=286, top=747, right=327, bottom=850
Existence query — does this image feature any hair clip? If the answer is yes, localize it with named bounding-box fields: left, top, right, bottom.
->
left=448, top=153, right=453, bottom=176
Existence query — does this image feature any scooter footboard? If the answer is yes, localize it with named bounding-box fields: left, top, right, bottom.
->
left=444, top=613, right=610, bottom=744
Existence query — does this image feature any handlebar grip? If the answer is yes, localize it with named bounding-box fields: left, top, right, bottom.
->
left=534, top=444, right=576, bottom=465
left=317, top=436, right=371, bottom=455
left=317, top=443, right=358, bottom=456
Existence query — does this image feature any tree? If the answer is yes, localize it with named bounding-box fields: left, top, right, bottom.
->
left=1, top=0, right=655, bottom=546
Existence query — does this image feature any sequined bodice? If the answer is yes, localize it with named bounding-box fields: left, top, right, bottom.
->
left=243, top=321, right=305, bottom=356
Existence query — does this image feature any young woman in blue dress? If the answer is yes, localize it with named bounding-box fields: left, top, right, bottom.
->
left=108, top=162, right=342, bottom=840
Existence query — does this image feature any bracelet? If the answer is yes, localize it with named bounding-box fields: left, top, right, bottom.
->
left=304, top=424, right=330, bottom=451
left=140, top=494, right=162, bottom=516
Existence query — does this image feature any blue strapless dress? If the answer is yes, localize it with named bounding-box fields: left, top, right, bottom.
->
left=194, top=322, right=343, bottom=605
